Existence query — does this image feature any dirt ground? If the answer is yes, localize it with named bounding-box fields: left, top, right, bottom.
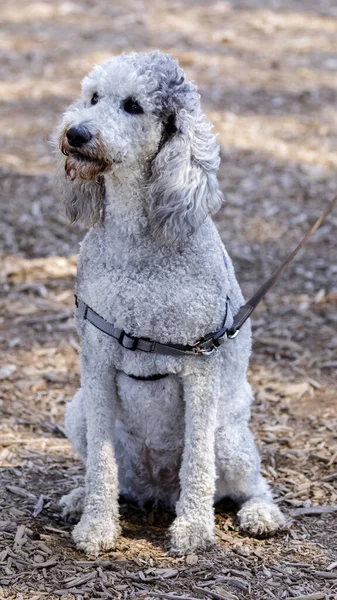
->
left=1, top=0, right=337, bottom=598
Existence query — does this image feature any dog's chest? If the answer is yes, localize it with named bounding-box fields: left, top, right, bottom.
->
left=77, top=228, right=230, bottom=344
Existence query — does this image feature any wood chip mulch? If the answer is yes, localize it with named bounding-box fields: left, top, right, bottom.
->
left=1, top=0, right=337, bottom=598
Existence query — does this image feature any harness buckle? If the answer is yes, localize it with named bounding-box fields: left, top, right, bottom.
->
left=194, top=346, right=217, bottom=356
left=119, top=331, right=138, bottom=351
left=191, top=339, right=217, bottom=356
left=192, top=324, right=229, bottom=355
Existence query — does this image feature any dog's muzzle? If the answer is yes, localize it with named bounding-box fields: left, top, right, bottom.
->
left=60, top=127, right=112, bottom=181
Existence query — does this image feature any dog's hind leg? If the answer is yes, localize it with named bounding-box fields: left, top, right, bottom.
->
left=60, top=389, right=87, bottom=522
left=215, top=391, right=284, bottom=536
left=64, top=388, right=87, bottom=462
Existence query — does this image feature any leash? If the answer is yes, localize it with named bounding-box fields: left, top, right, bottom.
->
left=75, top=196, right=337, bottom=357
left=227, top=195, right=337, bottom=339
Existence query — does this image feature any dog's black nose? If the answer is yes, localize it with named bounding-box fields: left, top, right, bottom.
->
left=66, top=125, right=92, bottom=147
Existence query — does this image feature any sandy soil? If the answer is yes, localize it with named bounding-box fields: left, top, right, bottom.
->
left=1, top=1, right=337, bottom=598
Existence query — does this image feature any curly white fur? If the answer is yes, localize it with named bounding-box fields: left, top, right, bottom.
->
left=55, top=50, right=284, bottom=556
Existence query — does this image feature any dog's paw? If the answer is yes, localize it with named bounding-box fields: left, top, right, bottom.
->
left=60, top=487, right=85, bottom=523
left=169, top=517, right=215, bottom=556
left=72, top=514, right=121, bottom=556
left=238, top=501, right=285, bottom=537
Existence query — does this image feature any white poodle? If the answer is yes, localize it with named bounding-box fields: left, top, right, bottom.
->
left=55, top=50, right=284, bottom=556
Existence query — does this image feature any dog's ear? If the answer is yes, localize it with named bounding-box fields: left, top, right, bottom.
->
left=147, top=108, right=223, bottom=242
left=54, top=150, right=106, bottom=227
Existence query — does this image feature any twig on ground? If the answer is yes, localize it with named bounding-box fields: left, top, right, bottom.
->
left=135, top=592, right=200, bottom=600
left=321, top=472, right=337, bottom=482
left=283, top=593, right=326, bottom=600
left=192, top=585, right=236, bottom=600
left=292, top=505, right=337, bottom=517
left=32, top=494, right=46, bottom=517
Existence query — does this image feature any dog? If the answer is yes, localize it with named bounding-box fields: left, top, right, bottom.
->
left=55, top=50, right=284, bottom=556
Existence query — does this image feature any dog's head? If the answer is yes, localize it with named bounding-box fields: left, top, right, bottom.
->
left=55, top=51, right=223, bottom=240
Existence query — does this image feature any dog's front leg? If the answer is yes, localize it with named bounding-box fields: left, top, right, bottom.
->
left=170, top=359, right=220, bottom=555
left=72, top=350, right=121, bottom=556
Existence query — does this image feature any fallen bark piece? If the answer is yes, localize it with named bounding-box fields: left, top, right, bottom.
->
left=193, top=585, right=237, bottom=600
left=43, top=525, right=70, bottom=536
left=136, top=592, right=200, bottom=600
left=54, top=588, right=92, bottom=596
left=33, top=540, right=53, bottom=555
left=33, top=557, right=58, bottom=569
left=100, top=581, right=114, bottom=598
left=283, top=381, right=311, bottom=398
left=313, top=571, right=337, bottom=580
left=65, top=571, right=96, bottom=588
left=32, top=494, right=46, bottom=517
left=0, top=521, right=16, bottom=532
left=74, top=559, right=112, bottom=567
left=6, top=485, right=37, bottom=500
left=321, top=471, right=337, bottom=482
left=185, top=554, right=198, bottom=566
left=283, top=594, right=326, bottom=600
left=14, top=524, right=27, bottom=548
left=326, top=561, right=337, bottom=571
left=226, top=578, right=248, bottom=592
left=292, top=505, right=337, bottom=517
left=161, top=569, right=179, bottom=579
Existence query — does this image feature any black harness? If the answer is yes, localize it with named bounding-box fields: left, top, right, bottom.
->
left=75, top=294, right=232, bottom=357
left=75, top=197, right=336, bottom=361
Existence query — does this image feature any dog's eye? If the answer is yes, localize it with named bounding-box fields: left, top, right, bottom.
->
left=123, top=97, right=144, bottom=115
left=91, top=92, right=99, bottom=106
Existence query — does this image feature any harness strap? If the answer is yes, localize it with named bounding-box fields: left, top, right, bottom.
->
left=128, top=373, right=169, bottom=381
left=75, top=295, right=230, bottom=356
left=75, top=196, right=336, bottom=357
